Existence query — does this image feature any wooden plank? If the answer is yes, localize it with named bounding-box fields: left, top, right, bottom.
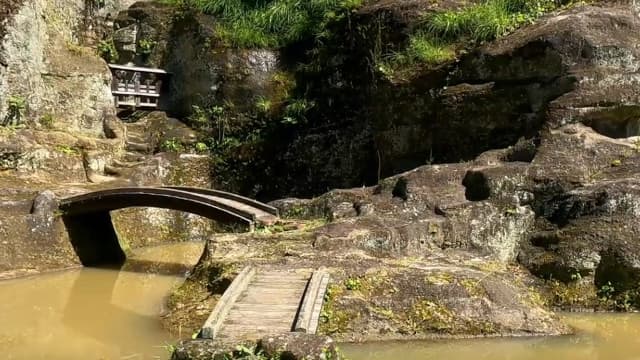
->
left=201, top=266, right=255, bottom=339
left=295, top=268, right=330, bottom=334
left=134, top=79, right=141, bottom=107
left=108, top=63, right=168, bottom=74
left=111, top=91, right=161, bottom=98
left=231, top=303, right=299, bottom=311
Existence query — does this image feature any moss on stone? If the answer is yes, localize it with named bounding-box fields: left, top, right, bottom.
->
left=425, top=272, right=454, bottom=285
left=459, top=277, right=487, bottom=298
left=319, top=283, right=359, bottom=335
left=409, top=300, right=456, bottom=333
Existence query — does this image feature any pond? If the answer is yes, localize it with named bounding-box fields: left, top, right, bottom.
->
left=0, top=242, right=205, bottom=360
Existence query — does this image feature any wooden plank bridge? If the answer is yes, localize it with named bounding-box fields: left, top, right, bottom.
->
left=201, top=267, right=330, bottom=341
left=108, top=64, right=167, bottom=109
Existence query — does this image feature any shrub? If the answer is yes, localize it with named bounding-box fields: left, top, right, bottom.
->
left=161, top=138, right=185, bottom=152
left=39, top=113, right=55, bottom=129
left=282, top=98, right=313, bottom=125
left=255, top=96, right=273, bottom=114
left=3, top=95, right=27, bottom=126
left=195, top=142, right=209, bottom=153
left=138, top=39, right=156, bottom=55
left=97, top=39, right=119, bottom=63
left=344, top=278, right=362, bottom=291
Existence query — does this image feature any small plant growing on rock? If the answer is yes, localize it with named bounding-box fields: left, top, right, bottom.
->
left=161, top=138, right=184, bottom=153
left=56, top=145, right=79, bottom=155
left=3, top=95, right=27, bottom=126
left=97, top=39, right=119, bottom=63
left=282, top=99, right=313, bottom=125
left=195, top=142, right=209, bottom=153
left=39, top=113, right=55, bottom=129
left=344, top=278, right=362, bottom=291
left=138, top=39, right=156, bottom=55
left=598, top=281, right=615, bottom=300
left=255, top=96, right=273, bottom=115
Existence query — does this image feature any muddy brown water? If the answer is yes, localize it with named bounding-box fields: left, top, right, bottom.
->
left=343, top=313, right=640, bottom=360
left=0, top=242, right=205, bottom=360
left=3, top=242, right=640, bottom=360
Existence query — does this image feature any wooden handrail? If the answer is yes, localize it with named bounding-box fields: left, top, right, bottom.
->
left=108, top=64, right=167, bottom=108
left=108, top=64, right=168, bottom=74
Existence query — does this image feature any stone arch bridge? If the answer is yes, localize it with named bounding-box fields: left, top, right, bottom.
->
left=59, top=187, right=278, bottom=266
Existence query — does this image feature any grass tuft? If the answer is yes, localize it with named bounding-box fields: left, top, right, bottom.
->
left=380, top=0, right=563, bottom=77
left=163, top=0, right=363, bottom=48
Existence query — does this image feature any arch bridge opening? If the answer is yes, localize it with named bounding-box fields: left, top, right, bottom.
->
left=59, top=187, right=278, bottom=266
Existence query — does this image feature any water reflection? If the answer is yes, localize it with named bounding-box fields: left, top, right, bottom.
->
left=0, top=242, right=205, bottom=360
left=0, top=268, right=177, bottom=359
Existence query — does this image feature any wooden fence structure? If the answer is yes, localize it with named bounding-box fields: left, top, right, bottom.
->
left=108, top=64, right=167, bottom=109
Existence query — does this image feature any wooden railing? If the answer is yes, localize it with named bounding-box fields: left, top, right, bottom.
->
left=108, top=64, right=167, bottom=109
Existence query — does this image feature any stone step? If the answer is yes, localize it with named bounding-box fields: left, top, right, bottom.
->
left=112, top=159, right=146, bottom=168
left=104, top=164, right=127, bottom=176
left=123, top=151, right=146, bottom=162
left=124, top=122, right=148, bottom=131
left=126, top=141, right=150, bottom=152
left=127, top=134, right=148, bottom=144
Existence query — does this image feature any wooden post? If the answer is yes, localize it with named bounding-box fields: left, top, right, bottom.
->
left=155, top=79, right=162, bottom=96
left=134, top=72, right=141, bottom=107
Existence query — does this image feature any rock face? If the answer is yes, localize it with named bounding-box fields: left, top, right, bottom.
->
left=261, top=2, right=640, bottom=199
left=111, top=3, right=281, bottom=117
left=110, top=2, right=640, bottom=201
left=0, top=189, right=80, bottom=279
left=259, top=333, right=343, bottom=360
left=0, top=0, right=115, bottom=135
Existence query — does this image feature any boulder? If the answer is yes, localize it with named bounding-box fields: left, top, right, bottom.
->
left=260, top=333, right=343, bottom=360
left=0, top=0, right=115, bottom=135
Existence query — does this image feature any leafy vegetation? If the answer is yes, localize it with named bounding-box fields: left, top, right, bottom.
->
left=3, top=95, right=27, bottom=126
left=254, top=96, right=273, bottom=115
left=195, top=141, right=210, bottom=153
left=138, top=38, right=156, bottom=55
left=344, top=277, right=362, bottom=291
left=161, top=138, right=185, bottom=152
left=381, top=0, right=570, bottom=76
left=161, top=0, right=364, bottom=48
left=97, top=39, right=119, bottom=62
left=55, top=145, right=79, bottom=155
left=39, top=113, right=55, bottom=129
